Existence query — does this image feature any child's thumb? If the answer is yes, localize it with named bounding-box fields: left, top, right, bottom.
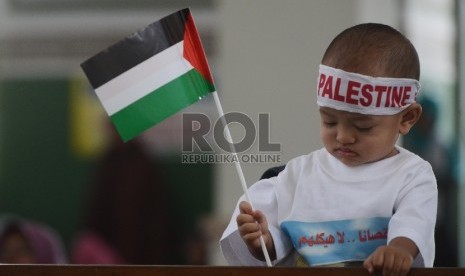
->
left=239, top=201, right=253, bottom=214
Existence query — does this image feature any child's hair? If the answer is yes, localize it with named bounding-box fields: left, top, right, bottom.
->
left=321, top=23, right=420, bottom=80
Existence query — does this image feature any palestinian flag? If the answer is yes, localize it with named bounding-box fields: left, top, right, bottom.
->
left=81, top=8, right=215, bottom=142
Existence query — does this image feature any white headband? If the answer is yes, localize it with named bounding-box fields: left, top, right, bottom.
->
left=317, top=64, right=420, bottom=115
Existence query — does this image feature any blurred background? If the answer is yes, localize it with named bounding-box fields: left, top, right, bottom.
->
left=0, top=0, right=462, bottom=267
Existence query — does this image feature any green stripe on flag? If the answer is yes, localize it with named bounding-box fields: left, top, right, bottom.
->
left=111, top=69, right=215, bottom=141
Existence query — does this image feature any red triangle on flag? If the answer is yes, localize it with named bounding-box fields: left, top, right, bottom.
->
left=183, top=12, right=215, bottom=86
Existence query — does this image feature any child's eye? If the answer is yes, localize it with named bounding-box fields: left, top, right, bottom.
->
left=355, top=126, right=373, bottom=132
left=323, top=122, right=337, bottom=127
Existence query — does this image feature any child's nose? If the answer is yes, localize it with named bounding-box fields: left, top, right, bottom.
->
left=336, top=126, right=356, bottom=144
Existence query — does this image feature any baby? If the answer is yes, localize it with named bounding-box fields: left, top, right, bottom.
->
left=220, top=23, right=437, bottom=276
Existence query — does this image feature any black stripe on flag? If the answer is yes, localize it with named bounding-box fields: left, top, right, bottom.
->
left=81, top=8, right=190, bottom=89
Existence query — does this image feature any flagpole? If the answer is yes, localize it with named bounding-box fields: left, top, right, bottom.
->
left=211, top=91, right=272, bottom=267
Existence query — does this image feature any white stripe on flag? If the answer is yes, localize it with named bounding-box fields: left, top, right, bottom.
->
left=95, top=41, right=193, bottom=115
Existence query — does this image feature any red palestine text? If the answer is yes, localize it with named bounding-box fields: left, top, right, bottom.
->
left=318, top=73, right=412, bottom=108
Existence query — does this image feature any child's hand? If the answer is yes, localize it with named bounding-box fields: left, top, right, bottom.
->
left=236, top=201, right=276, bottom=261
left=363, top=237, right=418, bottom=276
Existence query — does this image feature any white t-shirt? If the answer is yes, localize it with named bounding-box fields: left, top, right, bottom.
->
left=220, top=147, right=437, bottom=267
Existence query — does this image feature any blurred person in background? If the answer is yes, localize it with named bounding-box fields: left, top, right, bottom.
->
left=71, top=125, right=174, bottom=264
left=0, top=216, right=67, bottom=264
left=403, top=95, right=458, bottom=266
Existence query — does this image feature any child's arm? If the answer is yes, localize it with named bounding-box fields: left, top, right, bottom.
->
left=363, top=236, right=419, bottom=276
left=236, top=201, right=277, bottom=261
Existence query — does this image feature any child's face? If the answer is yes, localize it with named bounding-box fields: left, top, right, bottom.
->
left=319, top=107, right=402, bottom=167
left=0, top=232, right=36, bottom=263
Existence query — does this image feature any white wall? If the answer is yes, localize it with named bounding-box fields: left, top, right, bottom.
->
left=212, top=0, right=399, bottom=264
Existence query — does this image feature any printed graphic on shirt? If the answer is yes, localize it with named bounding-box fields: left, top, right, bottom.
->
left=281, top=217, right=390, bottom=266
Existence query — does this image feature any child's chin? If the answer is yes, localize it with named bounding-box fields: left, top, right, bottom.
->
left=337, top=156, right=363, bottom=167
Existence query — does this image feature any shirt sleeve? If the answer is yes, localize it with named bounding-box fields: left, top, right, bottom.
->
left=219, top=178, right=293, bottom=266
left=388, top=163, right=438, bottom=267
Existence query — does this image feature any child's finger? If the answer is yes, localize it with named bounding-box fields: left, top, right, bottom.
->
left=240, top=229, right=263, bottom=245
left=371, top=247, right=385, bottom=269
left=363, top=254, right=375, bottom=274
left=236, top=213, right=252, bottom=226
left=253, top=210, right=269, bottom=231
left=237, top=219, right=260, bottom=234
left=390, top=256, right=404, bottom=276
left=399, top=257, right=412, bottom=276
left=237, top=219, right=262, bottom=248
left=382, top=252, right=395, bottom=276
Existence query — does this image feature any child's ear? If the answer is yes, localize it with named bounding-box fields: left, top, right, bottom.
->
left=399, top=103, right=422, bottom=135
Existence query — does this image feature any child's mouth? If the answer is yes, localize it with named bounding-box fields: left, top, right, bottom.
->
left=336, top=148, right=357, bottom=157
